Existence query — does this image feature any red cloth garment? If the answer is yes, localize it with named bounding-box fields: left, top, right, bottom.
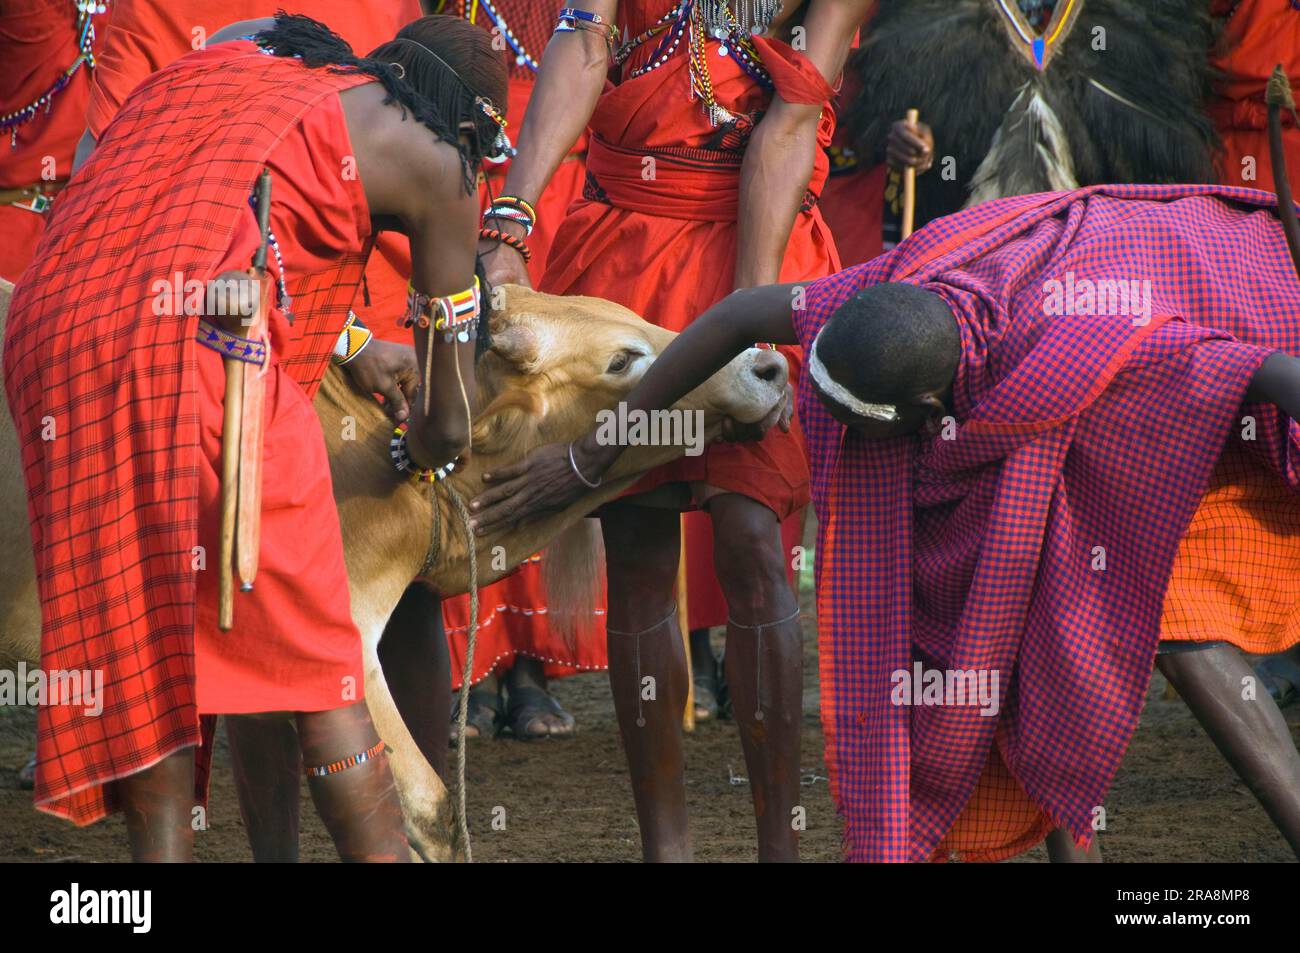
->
left=80, top=1, right=423, bottom=335
left=793, top=184, right=1300, bottom=862
left=0, top=1, right=107, bottom=281
left=539, top=1, right=837, bottom=628
left=84, top=0, right=423, bottom=138
left=1209, top=0, right=1300, bottom=192
left=4, top=41, right=376, bottom=824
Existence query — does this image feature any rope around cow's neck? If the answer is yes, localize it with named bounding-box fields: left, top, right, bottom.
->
left=443, top=481, right=478, bottom=863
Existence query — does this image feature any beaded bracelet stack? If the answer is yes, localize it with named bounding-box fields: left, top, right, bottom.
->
left=331, top=311, right=373, bottom=365
left=480, top=194, right=535, bottom=261
left=403, top=275, right=482, bottom=344
left=555, top=7, right=620, bottom=51
left=390, top=422, right=459, bottom=483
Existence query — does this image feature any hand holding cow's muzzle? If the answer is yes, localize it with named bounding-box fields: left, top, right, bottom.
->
left=469, top=441, right=592, bottom=536
left=718, top=383, right=792, bottom=443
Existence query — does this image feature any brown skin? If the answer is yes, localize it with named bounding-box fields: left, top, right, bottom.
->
left=474, top=283, right=1300, bottom=861
left=474, top=0, right=870, bottom=862
left=885, top=117, right=935, bottom=174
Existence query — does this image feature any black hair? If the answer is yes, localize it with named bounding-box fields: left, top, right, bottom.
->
left=817, top=282, right=960, bottom=405
left=253, top=12, right=507, bottom=192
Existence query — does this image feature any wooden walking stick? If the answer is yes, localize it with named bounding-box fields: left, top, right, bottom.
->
left=218, top=170, right=273, bottom=630
left=678, top=519, right=695, bottom=732
left=901, top=108, right=920, bottom=240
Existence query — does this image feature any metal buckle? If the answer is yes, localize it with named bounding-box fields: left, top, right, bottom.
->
left=11, top=192, right=51, bottom=214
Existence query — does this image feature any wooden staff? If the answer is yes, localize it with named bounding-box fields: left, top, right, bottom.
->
left=901, top=108, right=920, bottom=241
left=1267, top=66, right=1300, bottom=281
left=218, top=170, right=273, bottom=630
left=678, top=515, right=695, bottom=732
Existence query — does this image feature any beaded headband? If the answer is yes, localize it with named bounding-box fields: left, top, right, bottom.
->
left=808, top=329, right=900, bottom=423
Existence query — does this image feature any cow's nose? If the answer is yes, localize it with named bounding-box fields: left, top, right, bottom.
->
left=751, top=349, right=783, bottom=384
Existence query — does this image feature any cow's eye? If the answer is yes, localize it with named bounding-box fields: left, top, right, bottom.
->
left=606, top=351, right=633, bottom=374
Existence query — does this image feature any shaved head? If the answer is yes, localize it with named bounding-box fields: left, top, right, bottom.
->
left=812, top=282, right=960, bottom=437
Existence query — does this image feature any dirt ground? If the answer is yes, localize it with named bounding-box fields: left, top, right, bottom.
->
left=3, top=617, right=1298, bottom=862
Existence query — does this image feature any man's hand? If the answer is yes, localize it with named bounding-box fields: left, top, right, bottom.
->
left=886, top=118, right=935, bottom=173
left=342, top=338, right=419, bottom=422
left=479, top=235, right=532, bottom=289
left=469, top=441, right=590, bottom=536
left=717, top=383, right=793, bottom=443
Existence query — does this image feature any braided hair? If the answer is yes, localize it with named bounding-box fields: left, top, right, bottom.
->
left=253, top=12, right=508, bottom=192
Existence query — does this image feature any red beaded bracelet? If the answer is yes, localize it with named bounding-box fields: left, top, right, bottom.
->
left=479, top=226, right=532, bottom=262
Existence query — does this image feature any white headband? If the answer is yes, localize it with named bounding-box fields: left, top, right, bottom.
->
left=808, top=329, right=900, bottom=423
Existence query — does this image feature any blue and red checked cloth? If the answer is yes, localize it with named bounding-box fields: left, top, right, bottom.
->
left=793, top=184, right=1300, bottom=861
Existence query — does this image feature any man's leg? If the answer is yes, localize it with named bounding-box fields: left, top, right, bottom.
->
left=1158, top=642, right=1300, bottom=856
left=378, top=582, right=450, bottom=778
left=114, top=748, right=198, bottom=862
left=1045, top=827, right=1102, bottom=863
left=298, top=701, right=411, bottom=862
left=601, top=503, right=691, bottom=862
left=225, top=715, right=301, bottom=862
left=707, top=493, right=802, bottom=863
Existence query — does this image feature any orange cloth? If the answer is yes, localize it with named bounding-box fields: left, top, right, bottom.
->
left=1161, top=444, right=1300, bottom=653
left=1209, top=0, right=1300, bottom=192
left=0, top=1, right=106, bottom=281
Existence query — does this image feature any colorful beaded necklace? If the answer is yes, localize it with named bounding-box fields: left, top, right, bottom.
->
left=3, top=1, right=109, bottom=149
left=618, top=0, right=774, bottom=125
left=990, top=0, right=1079, bottom=71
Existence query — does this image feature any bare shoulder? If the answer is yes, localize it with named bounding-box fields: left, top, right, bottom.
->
left=339, top=82, right=468, bottom=224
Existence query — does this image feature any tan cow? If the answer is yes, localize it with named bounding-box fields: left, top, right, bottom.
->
left=0, top=280, right=788, bottom=861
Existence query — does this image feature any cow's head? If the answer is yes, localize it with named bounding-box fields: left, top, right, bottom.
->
left=470, top=285, right=788, bottom=480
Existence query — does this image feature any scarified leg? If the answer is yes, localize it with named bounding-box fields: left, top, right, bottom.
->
left=709, top=493, right=802, bottom=863
left=1158, top=642, right=1300, bottom=857
left=602, top=503, right=691, bottom=862
left=114, top=747, right=197, bottom=863
left=225, top=714, right=301, bottom=862
left=298, top=701, right=410, bottom=862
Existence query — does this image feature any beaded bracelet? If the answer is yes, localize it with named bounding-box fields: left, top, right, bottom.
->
left=332, top=311, right=373, bottom=365
left=390, top=422, right=459, bottom=483
left=555, top=7, right=619, bottom=49
left=482, top=205, right=534, bottom=236
left=479, top=226, right=532, bottom=262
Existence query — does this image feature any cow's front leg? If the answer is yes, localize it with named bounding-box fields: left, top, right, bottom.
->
left=356, top=604, right=457, bottom=862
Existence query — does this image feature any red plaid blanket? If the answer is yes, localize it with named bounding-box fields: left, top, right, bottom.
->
left=3, top=43, right=372, bottom=824
left=794, top=184, right=1300, bottom=861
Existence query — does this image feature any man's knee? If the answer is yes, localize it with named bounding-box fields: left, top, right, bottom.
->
left=709, top=496, right=789, bottom=602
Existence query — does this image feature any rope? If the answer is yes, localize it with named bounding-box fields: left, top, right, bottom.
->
left=444, top=482, right=479, bottom=862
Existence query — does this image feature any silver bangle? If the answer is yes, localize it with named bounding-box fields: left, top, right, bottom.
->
left=568, top=440, right=602, bottom=489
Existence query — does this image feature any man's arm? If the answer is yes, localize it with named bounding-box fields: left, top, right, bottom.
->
left=733, top=0, right=874, bottom=289
left=478, top=0, right=617, bottom=286
left=469, top=283, right=799, bottom=532
left=352, top=94, right=481, bottom=466
left=1246, top=351, right=1300, bottom=420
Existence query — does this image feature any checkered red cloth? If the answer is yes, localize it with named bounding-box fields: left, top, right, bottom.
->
left=3, top=43, right=373, bottom=824
left=793, top=183, right=1300, bottom=861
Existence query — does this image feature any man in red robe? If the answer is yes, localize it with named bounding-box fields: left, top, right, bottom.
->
left=1211, top=0, right=1300, bottom=193
left=474, top=183, right=1300, bottom=861
left=478, top=0, right=873, bottom=862
left=0, top=1, right=108, bottom=283
left=6, top=13, right=506, bottom=861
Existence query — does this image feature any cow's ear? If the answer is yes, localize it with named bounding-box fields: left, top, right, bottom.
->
left=490, top=321, right=539, bottom=369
